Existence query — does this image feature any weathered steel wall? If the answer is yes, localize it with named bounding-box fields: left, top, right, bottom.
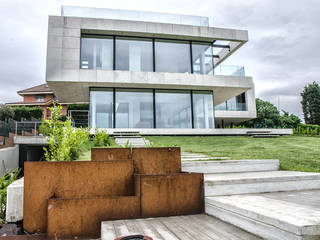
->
left=24, top=160, right=134, bottom=233
left=47, top=196, right=140, bottom=238
left=139, top=173, right=204, bottom=218
left=92, top=147, right=181, bottom=174
left=91, top=148, right=131, bottom=161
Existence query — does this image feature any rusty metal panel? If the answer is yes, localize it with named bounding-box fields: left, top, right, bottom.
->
left=23, top=160, right=134, bottom=234
left=47, top=196, right=140, bottom=238
left=139, top=173, right=204, bottom=218
left=92, top=147, right=181, bottom=174
left=91, top=148, right=131, bottom=161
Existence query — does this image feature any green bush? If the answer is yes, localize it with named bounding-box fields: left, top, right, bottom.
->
left=39, top=121, right=50, bottom=136
left=43, top=104, right=90, bottom=161
left=67, top=104, right=89, bottom=111
left=294, top=123, right=320, bottom=136
left=12, top=106, right=43, bottom=121
left=0, top=105, right=14, bottom=121
left=93, top=129, right=111, bottom=147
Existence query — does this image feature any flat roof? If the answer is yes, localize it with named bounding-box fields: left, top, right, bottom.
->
left=61, top=6, right=209, bottom=27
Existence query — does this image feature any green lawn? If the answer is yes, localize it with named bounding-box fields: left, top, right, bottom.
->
left=147, top=135, right=320, bottom=172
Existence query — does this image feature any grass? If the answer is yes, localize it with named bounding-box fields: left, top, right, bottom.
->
left=146, top=135, right=320, bottom=173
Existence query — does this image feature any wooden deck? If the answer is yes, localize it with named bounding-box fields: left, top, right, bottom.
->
left=101, top=214, right=262, bottom=240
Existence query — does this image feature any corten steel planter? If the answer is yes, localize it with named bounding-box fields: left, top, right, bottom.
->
left=91, top=147, right=181, bottom=174
left=137, top=173, right=204, bottom=218
left=23, top=160, right=135, bottom=234
left=24, top=147, right=204, bottom=238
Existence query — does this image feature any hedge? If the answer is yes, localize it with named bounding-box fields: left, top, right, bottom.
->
left=294, top=123, right=320, bottom=136
left=12, top=106, right=43, bottom=121
left=67, top=104, right=89, bottom=111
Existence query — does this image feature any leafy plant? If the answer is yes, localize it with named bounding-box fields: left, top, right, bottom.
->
left=12, top=106, right=43, bottom=121
left=0, top=169, right=20, bottom=224
left=301, top=81, right=320, bottom=125
left=0, top=105, right=14, bottom=121
left=43, top=104, right=90, bottom=161
left=93, top=129, right=111, bottom=147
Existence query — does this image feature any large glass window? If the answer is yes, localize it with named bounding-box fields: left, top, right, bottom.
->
left=155, top=90, right=192, bottom=128
left=193, top=91, right=214, bottom=128
left=90, top=88, right=113, bottom=128
left=192, top=42, right=214, bottom=75
left=81, top=36, right=113, bottom=70
left=116, top=89, right=153, bottom=128
left=116, top=37, right=153, bottom=72
left=155, top=40, right=191, bottom=74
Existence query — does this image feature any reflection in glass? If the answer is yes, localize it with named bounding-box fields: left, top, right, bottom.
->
left=193, top=91, right=214, bottom=128
left=116, top=37, right=153, bottom=72
left=115, top=89, right=153, bottom=128
left=155, top=90, right=192, bottom=128
left=155, top=40, right=191, bottom=73
left=81, top=36, right=113, bottom=70
left=90, top=88, right=113, bottom=128
left=192, top=42, right=214, bottom=75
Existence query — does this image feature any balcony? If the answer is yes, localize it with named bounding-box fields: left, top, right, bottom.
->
left=214, top=65, right=245, bottom=77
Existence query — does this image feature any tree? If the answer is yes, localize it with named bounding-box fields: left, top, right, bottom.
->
left=0, top=105, right=14, bottom=121
left=280, top=110, right=301, bottom=129
left=301, top=81, right=320, bottom=125
left=243, top=99, right=281, bottom=128
left=242, top=99, right=301, bottom=128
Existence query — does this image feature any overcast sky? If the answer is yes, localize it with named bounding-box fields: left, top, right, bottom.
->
left=0, top=0, right=319, bottom=120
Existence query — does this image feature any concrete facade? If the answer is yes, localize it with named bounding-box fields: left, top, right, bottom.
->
left=46, top=9, right=257, bottom=131
left=0, top=146, right=19, bottom=177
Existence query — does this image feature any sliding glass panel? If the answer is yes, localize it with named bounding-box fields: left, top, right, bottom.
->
left=155, top=40, right=191, bottom=74
left=90, top=88, right=113, bottom=128
left=116, top=37, right=153, bottom=72
left=81, top=36, right=113, bottom=70
left=155, top=90, right=192, bottom=128
left=193, top=91, right=214, bottom=128
left=116, top=89, right=153, bottom=128
left=192, top=42, right=214, bottom=75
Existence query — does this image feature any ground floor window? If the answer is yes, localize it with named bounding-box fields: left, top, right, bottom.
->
left=90, top=88, right=214, bottom=129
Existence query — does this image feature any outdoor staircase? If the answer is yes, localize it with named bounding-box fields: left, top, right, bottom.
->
left=113, top=131, right=150, bottom=147
left=246, top=130, right=280, bottom=138
left=184, top=159, right=320, bottom=240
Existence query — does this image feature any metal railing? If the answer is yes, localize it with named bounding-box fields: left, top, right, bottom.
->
left=68, top=110, right=89, bottom=128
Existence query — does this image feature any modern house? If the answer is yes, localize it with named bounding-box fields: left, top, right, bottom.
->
left=6, top=84, right=68, bottom=119
left=46, top=6, right=257, bottom=134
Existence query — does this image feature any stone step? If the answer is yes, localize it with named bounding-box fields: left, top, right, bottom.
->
left=205, top=193, right=320, bottom=240
left=182, top=159, right=279, bottom=174
left=204, top=171, right=320, bottom=196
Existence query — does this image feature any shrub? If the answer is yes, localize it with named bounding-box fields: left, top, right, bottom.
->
left=67, top=104, right=89, bottom=111
left=38, top=121, right=50, bottom=136
left=43, top=104, right=90, bottom=161
left=0, top=105, right=14, bottom=121
left=12, top=106, right=43, bottom=121
left=294, top=123, right=320, bottom=136
left=93, top=129, right=111, bottom=147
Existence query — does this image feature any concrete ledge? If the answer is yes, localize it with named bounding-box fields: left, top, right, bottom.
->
left=6, top=177, right=24, bottom=222
left=14, top=136, right=48, bottom=145
left=89, top=128, right=293, bottom=136
left=182, top=159, right=279, bottom=173
left=0, top=146, right=19, bottom=177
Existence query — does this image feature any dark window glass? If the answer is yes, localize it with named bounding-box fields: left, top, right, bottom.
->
left=193, top=91, right=214, bottom=128
left=155, top=40, right=191, bottom=73
left=90, top=88, right=113, bottom=128
left=192, top=42, right=214, bottom=75
left=115, top=89, right=153, bottom=128
left=116, top=37, right=153, bottom=72
left=81, top=36, right=113, bottom=70
left=155, top=90, right=192, bottom=128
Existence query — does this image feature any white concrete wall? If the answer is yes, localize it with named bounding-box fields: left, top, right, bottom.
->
left=6, top=177, right=23, bottom=222
left=0, top=146, right=19, bottom=177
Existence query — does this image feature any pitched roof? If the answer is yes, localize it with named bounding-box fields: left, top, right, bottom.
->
left=17, top=84, right=53, bottom=95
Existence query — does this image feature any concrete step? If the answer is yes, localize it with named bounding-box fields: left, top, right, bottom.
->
left=182, top=159, right=279, bottom=174
left=204, top=171, right=320, bottom=196
left=251, top=134, right=280, bottom=138
left=205, top=193, right=320, bottom=240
